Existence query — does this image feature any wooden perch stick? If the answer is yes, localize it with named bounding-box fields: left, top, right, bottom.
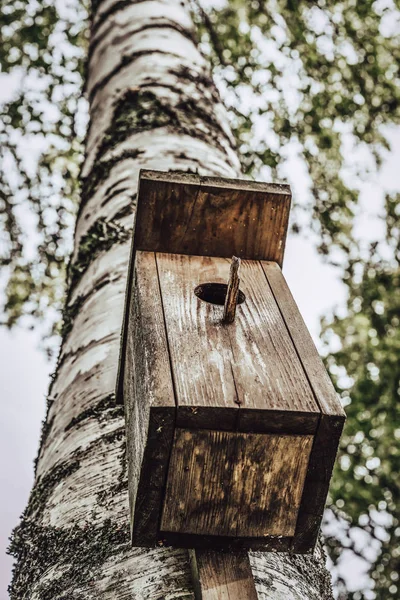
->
left=223, top=256, right=241, bottom=323
left=190, top=549, right=258, bottom=599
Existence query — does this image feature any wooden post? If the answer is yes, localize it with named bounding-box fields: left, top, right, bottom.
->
left=190, top=549, right=258, bottom=600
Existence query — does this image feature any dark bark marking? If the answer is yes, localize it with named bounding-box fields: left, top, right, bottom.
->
left=59, top=331, right=118, bottom=374
left=61, top=271, right=123, bottom=340
left=113, top=201, right=135, bottom=221
left=24, top=460, right=81, bottom=520
left=80, top=150, right=139, bottom=207
left=100, top=185, right=131, bottom=207
left=93, top=89, right=235, bottom=171
left=80, top=149, right=142, bottom=214
left=88, top=49, right=183, bottom=105
left=91, top=0, right=151, bottom=36
left=89, top=19, right=197, bottom=63
left=33, top=396, right=56, bottom=473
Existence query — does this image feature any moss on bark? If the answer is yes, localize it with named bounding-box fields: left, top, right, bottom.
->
left=8, top=519, right=130, bottom=600
left=64, top=393, right=122, bottom=432
left=80, top=148, right=142, bottom=208
left=95, top=88, right=233, bottom=167
left=68, top=217, right=130, bottom=292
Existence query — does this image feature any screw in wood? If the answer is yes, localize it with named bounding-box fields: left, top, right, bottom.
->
left=223, top=256, right=241, bottom=323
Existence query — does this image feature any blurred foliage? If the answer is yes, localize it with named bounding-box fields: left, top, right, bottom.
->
left=1, top=0, right=400, bottom=597
left=0, top=0, right=89, bottom=352
left=322, top=193, right=400, bottom=600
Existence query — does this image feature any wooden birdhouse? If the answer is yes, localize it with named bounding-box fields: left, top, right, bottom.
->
left=116, top=170, right=345, bottom=554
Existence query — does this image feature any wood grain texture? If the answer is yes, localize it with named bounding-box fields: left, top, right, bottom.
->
left=115, top=208, right=138, bottom=405
left=160, top=429, right=313, bottom=538
left=261, top=261, right=345, bottom=418
left=190, top=549, right=258, bottom=600
left=134, top=170, right=291, bottom=265
left=124, top=250, right=176, bottom=546
left=292, top=414, right=345, bottom=553
left=124, top=252, right=343, bottom=552
left=156, top=253, right=320, bottom=433
left=156, top=253, right=238, bottom=428
left=223, top=256, right=240, bottom=324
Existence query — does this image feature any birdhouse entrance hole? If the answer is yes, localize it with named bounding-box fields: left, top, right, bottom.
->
left=194, top=283, right=246, bottom=306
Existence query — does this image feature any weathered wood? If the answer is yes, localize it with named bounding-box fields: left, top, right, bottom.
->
left=160, top=429, right=313, bottom=538
left=260, top=262, right=345, bottom=552
left=292, top=414, right=345, bottom=553
left=158, top=532, right=294, bottom=552
left=156, top=253, right=320, bottom=432
left=135, top=169, right=291, bottom=264
left=178, top=408, right=319, bottom=435
left=124, top=251, right=176, bottom=546
left=223, top=256, right=241, bottom=323
left=190, top=549, right=258, bottom=600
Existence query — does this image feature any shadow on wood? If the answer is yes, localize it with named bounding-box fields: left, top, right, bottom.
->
left=190, top=549, right=257, bottom=600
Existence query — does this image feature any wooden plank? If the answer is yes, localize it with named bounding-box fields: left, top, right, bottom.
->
left=160, top=429, right=313, bottom=538
left=261, top=261, right=345, bottom=418
left=124, top=250, right=176, bottom=546
left=190, top=549, right=258, bottom=600
left=229, top=259, right=320, bottom=429
left=135, top=169, right=291, bottom=265
left=292, top=414, right=345, bottom=553
left=156, top=253, right=320, bottom=432
left=156, top=253, right=239, bottom=429
left=159, top=532, right=294, bottom=552
left=179, top=408, right=319, bottom=435
left=115, top=210, right=138, bottom=406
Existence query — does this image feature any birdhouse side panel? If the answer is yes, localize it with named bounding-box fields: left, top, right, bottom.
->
left=260, top=261, right=346, bottom=552
left=124, top=250, right=176, bottom=546
left=292, top=413, right=345, bottom=553
left=261, top=261, right=346, bottom=417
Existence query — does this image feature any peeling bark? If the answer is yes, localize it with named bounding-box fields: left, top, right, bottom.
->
left=9, top=2, right=334, bottom=598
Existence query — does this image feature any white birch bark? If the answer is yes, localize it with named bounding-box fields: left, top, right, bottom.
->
left=9, top=2, right=334, bottom=598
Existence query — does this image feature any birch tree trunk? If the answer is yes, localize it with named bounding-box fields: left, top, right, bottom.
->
left=10, top=2, right=334, bottom=598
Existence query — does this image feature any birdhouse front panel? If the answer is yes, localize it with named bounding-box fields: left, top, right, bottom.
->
left=118, top=170, right=345, bottom=554
left=161, top=428, right=313, bottom=539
